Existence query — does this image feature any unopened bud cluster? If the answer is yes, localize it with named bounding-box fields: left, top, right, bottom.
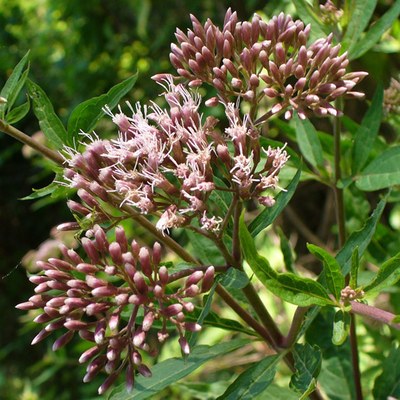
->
left=384, top=77, right=400, bottom=116
left=340, top=285, right=365, bottom=303
left=170, top=8, right=366, bottom=119
left=17, top=224, right=214, bottom=394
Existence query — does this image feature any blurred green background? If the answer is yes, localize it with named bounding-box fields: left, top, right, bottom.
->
left=1, top=0, right=400, bottom=399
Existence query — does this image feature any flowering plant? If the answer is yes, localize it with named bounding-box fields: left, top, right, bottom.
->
left=3, top=3, right=400, bottom=399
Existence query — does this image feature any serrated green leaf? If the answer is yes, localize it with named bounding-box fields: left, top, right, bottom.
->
left=107, top=338, right=249, bottom=400
left=249, top=168, right=301, bottom=237
left=332, top=310, right=351, bottom=346
left=355, top=146, right=400, bottom=191
left=216, top=355, right=280, bottom=400
left=363, top=251, right=400, bottom=295
left=26, top=79, right=67, bottom=148
left=349, top=0, right=400, bottom=60
left=351, top=85, right=383, bottom=174
left=294, top=114, right=324, bottom=168
left=219, top=268, right=250, bottom=289
left=5, top=100, right=30, bottom=124
left=373, top=345, right=400, bottom=400
left=67, top=74, right=138, bottom=142
left=336, top=193, right=388, bottom=275
left=290, top=343, right=321, bottom=394
left=307, top=244, right=344, bottom=300
left=0, top=50, right=30, bottom=118
left=342, top=0, right=377, bottom=52
left=240, top=215, right=334, bottom=306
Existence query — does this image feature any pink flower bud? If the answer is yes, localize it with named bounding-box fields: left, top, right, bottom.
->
left=79, top=345, right=100, bottom=364
left=81, top=238, right=100, bottom=264
left=52, top=330, right=74, bottom=351
left=31, top=328, right=51, bottom=345
left=163, top=303, right=183, bottom=317
left=142, top=311, right=155, bottom=331
left=133, top=272, right=148, bottom=295
left=179, top=336, right=190, bottom=355
left=138, top=364, right=152, bottom=378
left=109, top=242, right=123, bottom=265
left=184, top=322, right=202, bottom=332
left=185, top=271, right=204, bottom=288
left=133, top=328, right=146, bottom=347
left=201, top=266, right=215, bottom=292
left=94, top=320, right=106, bottom=344
left=139, top=247, right=152, bottom=277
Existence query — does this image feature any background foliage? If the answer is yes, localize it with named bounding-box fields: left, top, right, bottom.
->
left=1, top=0, right=400, bottom=399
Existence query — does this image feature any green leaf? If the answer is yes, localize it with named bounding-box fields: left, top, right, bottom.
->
left=292, top=0, right=328, bottom=41
left=307, top=244, right=344, bottom=300
left=67, top=74, right=138, bottom=143
left=351, top=85, right=383, bottom=174
left=290, top=343, right=322, bottom=394
left=187, top=282, right=217, bottom=348
left=26, top=79, right=67, bottom=149
left=350, top=247, right=359, bottom=289
left=349, top=0, right=400, bottom=60
left=255, top=384, right=299, bottom=400
left=186, top=230, right=225, bottom=265
left=216, top=355, right=280, bottom=400
left=219, top=268, right=250, bottom=289
left=332, top=310, right=351, bottom=346
left=249, top=168, right=301, bottom=237
left=5, top=100, right=30, bottom=124
left=373, top=345, right=400, bottom=400
left=0, top=50, right=30, bottom=117
left=298, top=379, right=318, bottom=400
left=363, top=251, right=400, bottom=295
left=336, top=193, right=388, bottom=275
left=342, top=0, right=377, bottom=52
left=188, top=310, right=256, bottom=336
left=355, top=146, right=400, bottom=191
left=240, top=216, right=334, bottom=306
left=294, top=114, right=324, bottom=168
left=277, top=227, right=295, bottom=273
left=108, top=339, right=250, bottom=400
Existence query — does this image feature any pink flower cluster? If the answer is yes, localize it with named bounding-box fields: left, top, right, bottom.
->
left=17, top=224, right=214, bottom=394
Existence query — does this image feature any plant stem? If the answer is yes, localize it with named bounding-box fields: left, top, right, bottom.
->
left=350, top=301, right=400, bottom=329
left=0, top=119, right=64, bottom=165
left=333, top=99, right=363, bottom=400
left=282, top=306, right=310, bottom=348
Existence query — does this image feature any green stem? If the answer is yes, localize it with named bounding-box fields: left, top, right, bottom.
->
left=333, top=99, right=363, bottom=400
left=0, top=119, right=64, bottom=165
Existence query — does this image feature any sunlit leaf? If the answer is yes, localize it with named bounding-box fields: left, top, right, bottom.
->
left=26, top=79, right=67, bottom=148
left=363, top=251, right=400, bottom=295
left=240, top=216, right=333, bottom=306
left=332, top=310, right=351, bottom=346
left=67, top=73, right=138, bottom=144
left=349, top=0, right=400, bottom=59
left=307, top=244, right=344, bottom=300
left=336, top=194, right=388, bottom=274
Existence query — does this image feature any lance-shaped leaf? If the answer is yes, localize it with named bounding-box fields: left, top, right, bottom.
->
left=363, top=251, right=400, bottom=295
left=240, top=215, right=334, bottom=307
left=26, top=79, right=67, bottom=149
left=290, top=343, right=322, bottom=395
left=294, top=113, right=324, bottom=169
left=373, top=345, right=400, bottom=400
left=5, top=100, right=30, bottom=125
left=307, top=244, right=344, bottom=300
left=0, top=50, right=30, bottom=118
left=350, top=247, right=359, bottom=289
left=220, top=268, right=250, bottom=289
left=108, top=339, right=250, bottom=400
left=67, top=73, right=138, bottom=144
left=216, top=355, right=280, bottom=400
left=349, top=0, right=400, bottom=60
left=351, top=85, right=383, bottom=174
left=342, top=0, right=377, bottom=52
left=336, top=194, right=388, bottom=275
left=249, top=168, right=301, bottom=237
left=355, top=146, right=400, bottom=191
